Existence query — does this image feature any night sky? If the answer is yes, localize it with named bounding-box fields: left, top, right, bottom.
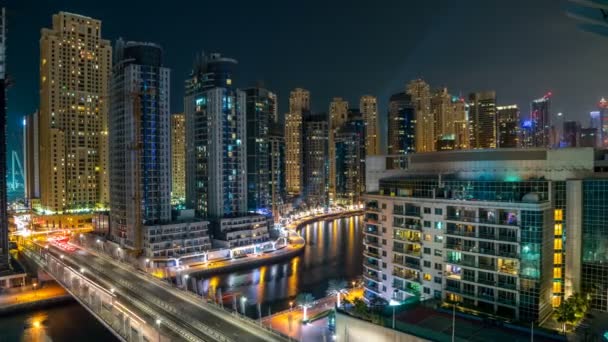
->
left=3, top=0, right=608, bottom=155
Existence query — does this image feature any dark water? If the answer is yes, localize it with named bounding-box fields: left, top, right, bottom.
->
left=0, top=302, right=118, bottom=342
left=192, top=215, right=364, bottom=317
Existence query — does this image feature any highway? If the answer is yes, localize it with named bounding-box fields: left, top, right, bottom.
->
left=45, top=245, right=287, bottom=342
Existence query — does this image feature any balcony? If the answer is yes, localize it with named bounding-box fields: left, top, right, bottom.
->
left=364, top=217, right=379, bottom=225
left=393, top=283, right=421, bottom=296
left=393, top=246, right=421, bottom=258
left=446, top=229, right=476, bottom=238
left=394, top=259, right=421, bottom=270
left=365, top=207, right=381, bottom=213
left=497, top=282, right=517, bottom=291
left=365, top=283, right=381, bottom=294
left=478, top=263, right=496, bottom=271
left=497, top=297, right=517, bottom=306
left=445, top=286, right=461, bottom=294
left=478, top=248, right=497, bottom=257
left=392, top=271, right=419, bottom=282
left=363, top=229, right=381, bottom=237
left=462, top=275, right=475, bottom=282
left=497, top=251, right=519, bottom=259
left=363, top=272, right=381, bottom=282
left=498, top=234, right=518, bottom=243
left=393, top=234, right=421, bottom=243
left=447, top=216, right=519, bottom=227
left=444, top=258, right=476, bottom=268
left=363, top=261, right=381, bottom=271
left=363, top=250, right=381, bottom=260
left=477, top=278, right=496, bottom=286
left=478, top=293, right=496, bottom=302
left=363, top=239, right=381, bottom=248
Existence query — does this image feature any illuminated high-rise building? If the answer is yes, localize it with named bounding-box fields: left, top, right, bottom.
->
left=285, top=88, right=310, bottom=196
left=598, top=98, right=608, bottom=147
left=431, top=88, right=452, bottom=142
left=0, top=7, right=7, bottom=269
left=388, top=92, right=416, bottom=168
left=268, top=123, right=286, bottom=219
left=335, top=109, right=366, bottom=205
left=39, top=12, right=112, bottom=213
left=497, top=105, right=519, bottom=148
left=452, top=97, right=469, bottom=150
left=580, top=128, right=597, bottom=148
left=328, top=97, right=349, bottom=204
left=303, top=112, right=328, bottom=207
left=245, top=87, right=277, bottom=213
left=529, top=93, right=552, bottom=148
left=171, top=113, right=186, bottom=204
left=360, top=95, right=380, bottom=155
left=563, top=121, right=580, bottom=148
left=24, top=111, right=40, bottom=204
left=407, top=79, right=433, bottom=152
left=185, top=53, right=268, bottom=247
left=468, top=91, right=497, bottom=149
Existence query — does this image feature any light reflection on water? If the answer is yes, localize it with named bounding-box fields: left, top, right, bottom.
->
left=192, top=216, right=363, bottom=317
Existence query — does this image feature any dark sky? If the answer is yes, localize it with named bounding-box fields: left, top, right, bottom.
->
left=3, top=0, right=608, bottom=154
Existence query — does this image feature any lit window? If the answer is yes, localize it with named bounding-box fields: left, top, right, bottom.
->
left=554, top=253, right=562, bottom=265
left=552, top=296, right=561, bottom=308
left=554, top=224, right=562, bottom=236
left=554, top=238, right=563, bottom=250
left=552, top=282, right=562, bottom=293
left=553, top=267, right=562, bottom=279
left=554, top=209, right=563, bottom=221
left=423, top=273, right=432, bottom=281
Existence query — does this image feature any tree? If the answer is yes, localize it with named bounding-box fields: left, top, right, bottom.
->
left=296, top=293, right=315, bottom=321
left=326, top=279, right=349, bottom=307
left=553, top=292, right=590, bottom=333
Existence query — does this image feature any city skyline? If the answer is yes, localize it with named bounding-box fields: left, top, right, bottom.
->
left=4, top=0, right=608, bottom=158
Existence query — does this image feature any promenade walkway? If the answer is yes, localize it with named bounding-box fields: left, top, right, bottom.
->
left=0, top=282, right=70, bottom=313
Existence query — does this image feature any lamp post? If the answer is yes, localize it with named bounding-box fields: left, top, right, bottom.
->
left=240, top=296, right=247, bottom=315
left=183, top=274, right=190, bottom=291
left=155, top=319, right=161, bottom=342
left=289, top=301, right=294, bottom=312
left=32, top=283, right=37, bottom=299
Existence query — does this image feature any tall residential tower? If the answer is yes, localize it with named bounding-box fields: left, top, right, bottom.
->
left=39, top=12, right=111, bottom=213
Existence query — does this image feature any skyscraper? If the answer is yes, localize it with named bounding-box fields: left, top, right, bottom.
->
left=303, top=112, right=328, bottom=207
left=563, top=121, right=580, bottom=148
left=24, top=111, right=40, bottom=204
left=598, top=98, right=608, bottom=147
left=245, top=87, right=277, bottom=213
left=468, top=91, right=497, bottom=149
left=529, top=93, right=552, bottom=148
left=39, top=12, right=111, bottom=213
left=407, top=79, right=433, bottom=152
left=185, top=53, right=268, bottom=247
left=360, top=95, right=380, bottom=156
left=268, top=123, right=286, bottom=219
left=171, top=113, right=186, bottom=204
left=185, top=53, right=246, bottom=218
left=388, top=92, right=416, bottom=156
left=580, top=128, right=597, bottom=148
left=335, top=110, right=366, bottom=204
left=285, top=88, right=310, bottom=196
left=431, top=87, right=452, bottom=142
left=497, top=105, right=519, bottom=148
left=109, top=40, right=167, bottom=248
left=452, top=97, right=469, bottom=150
left=0, top=7, right=7, bottom=269
left=328, top=97, right=349, bottom=204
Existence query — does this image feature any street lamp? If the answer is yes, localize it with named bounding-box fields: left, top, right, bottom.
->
left=389, top=299, right=400, bottom=329
left=183, top=274, right=190, bottom=291
left=33, top=283, right=37, bottom=299
left=155, top=319, right=162, bottom=342
left=289, top=301, right=294, bottom=311
left=80, top=268, right=85, bottom=274
left=240, top=296, right=247, bottom=315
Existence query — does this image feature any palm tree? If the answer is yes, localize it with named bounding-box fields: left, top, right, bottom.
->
left=296, top=293, right=315, bottom=321
left=326, top=279, right=348, bottom=308
left=553, top=301, right=575, bottom=333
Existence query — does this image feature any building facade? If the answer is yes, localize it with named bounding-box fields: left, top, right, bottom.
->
left=0, top=7, right=7, bottom=270
left=25, top=111, right=40, bottom=205
left=387, top=92, right=416, bottom=157
left=335, top=110, right=366, bottom=205
left=245, top=87, right=277, bottom=213
left=171, top=113, right=186, bottom=204
left=109, top=39, right=210, bottom=257
left=468, top=91, right=497, bottom=149
left=363, top=148, right=608, bottom=322
left=303, top=113, right=328, bottom=207
left=328, top=97, right=349, bottom=204
left=497, top=105, right=519, bottom=148
left=361, top=95, right=380, bottom=156
left=39, top=12, right=112, bottom=213
left=529, top=94, right=552, bottom=148
left=406, top=79, right=433, bottom=153
left=268, top=123, right=286, bottom=219
left=285, top=88, right=310, bottom=196
left=563, top=121, right=580, bottom=148
left=580, top=128, right=597, bottom=148
left=185, top=53, right=268, bottom=247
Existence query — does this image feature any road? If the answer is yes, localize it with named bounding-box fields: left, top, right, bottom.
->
left=45, top=245, right=286, bottom=342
